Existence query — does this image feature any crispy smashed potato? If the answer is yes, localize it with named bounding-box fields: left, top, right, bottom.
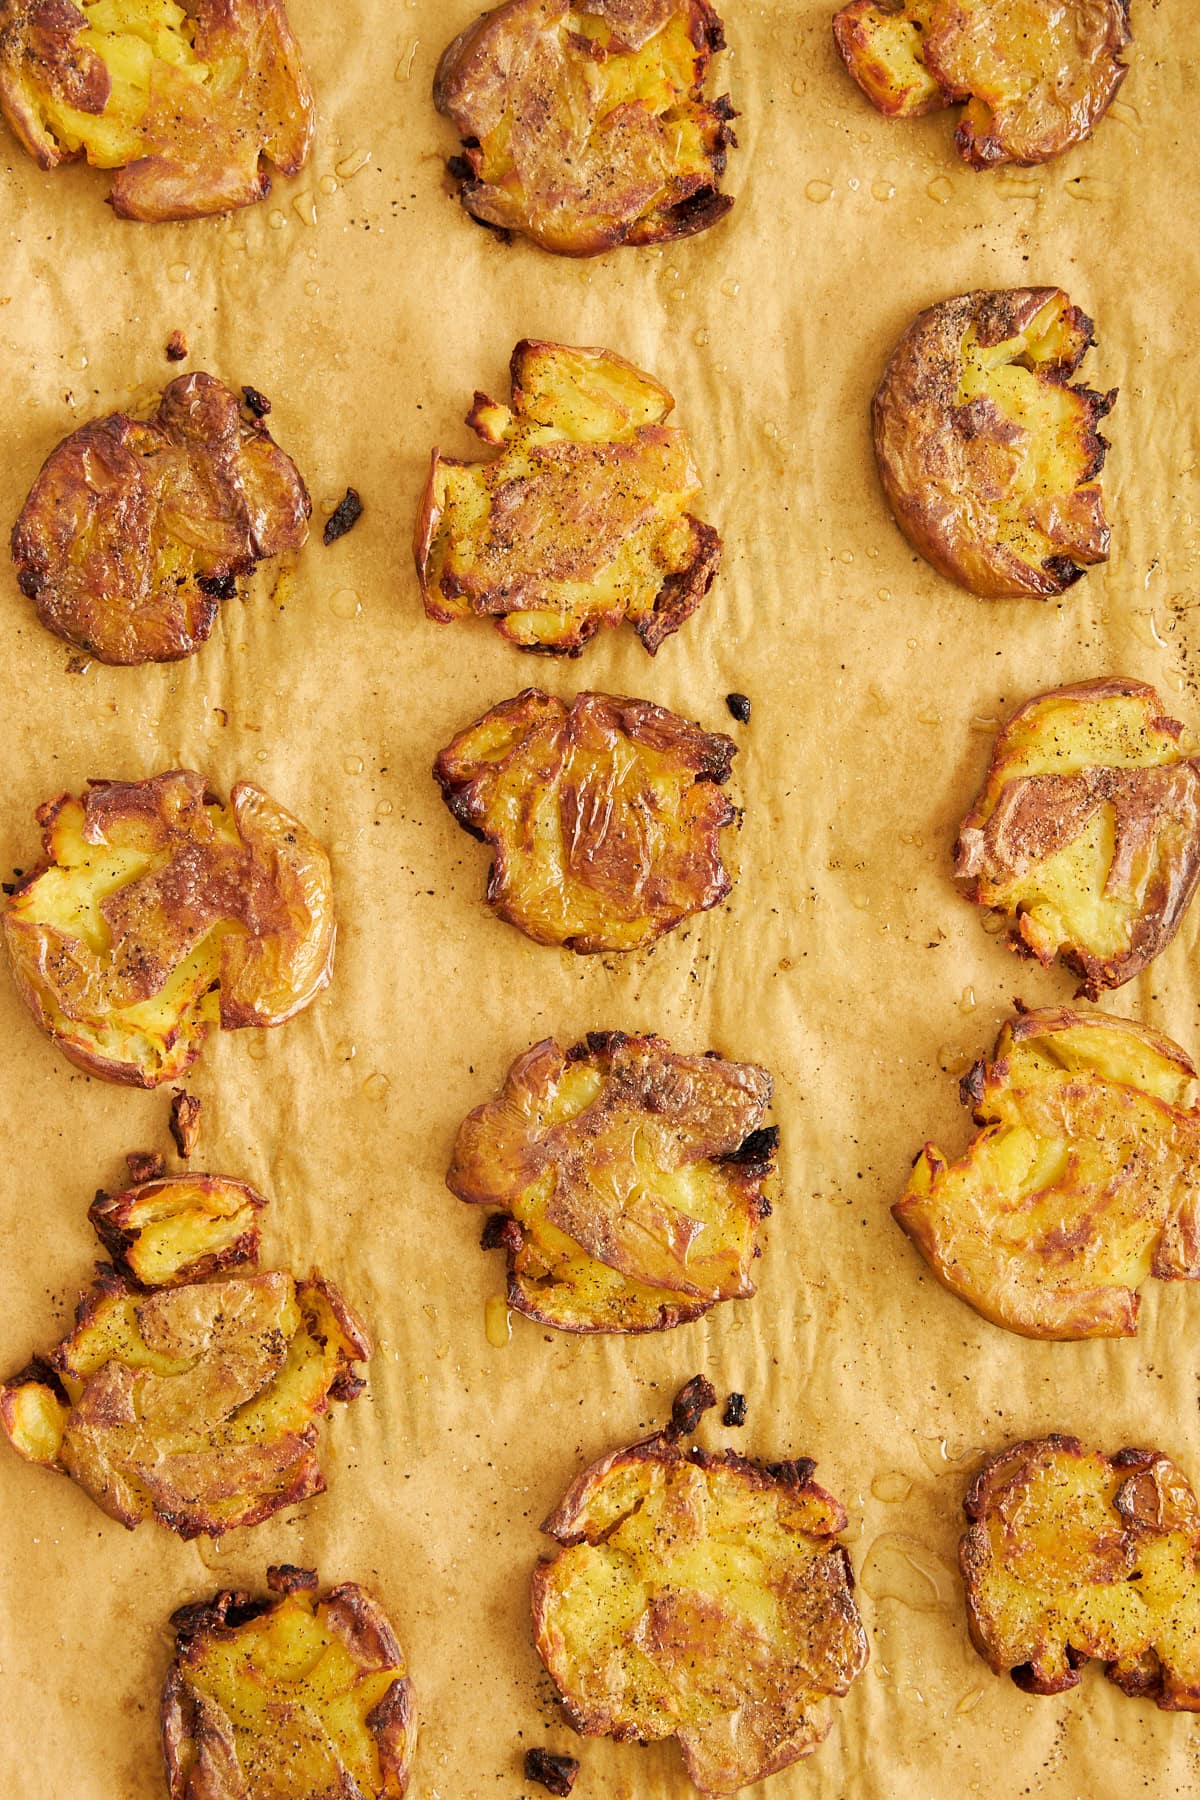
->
left=533, top=1376, right=868, bottom=1794
left=873, top=288, right=1114, bottom=598
left=416, top=340, right=721, bottom=656
left=895, top=1007, right=1200, bottom=1339
left=956, top=679, right=1200, bottom=996
left=434, top=0, right=736, bottom=255
left=12, top=373, right=310, bottom=666
left=448, top=1030, right=777, bottom=1332
left=0, top=1180, right=369, bottom=1537
left=961, top=1436, right=1200, bottom=1708
left=833, top=0, right=1130, bottom=167
left=433, top=688, right=737, bottom=952
left=3, top=768, right=335, bottom=1087
left=0, top=0, right=313, bottom=219
left=163, top=1564, right=415, bottom=1798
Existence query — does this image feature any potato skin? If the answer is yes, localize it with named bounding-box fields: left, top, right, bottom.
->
left=12, top=373, right=310, bottom=666
left=3, top=769, right=335, bottom=1086
left=434, top=0, right=736, bottom=256
left=955, top=677, right=1200, bottom=995
left=433, top=689, right=737, bottom=952
left=0, top=0, right=314, bottom=219
left=960, top=1436, right=1200, bottom=1708
left=873, top=288, right=1113, bottom=598
left=88, top=1174, right=266, bottom=1287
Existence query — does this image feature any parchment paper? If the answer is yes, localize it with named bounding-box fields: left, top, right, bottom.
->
left=0, top=3, right=1198, bottom=1794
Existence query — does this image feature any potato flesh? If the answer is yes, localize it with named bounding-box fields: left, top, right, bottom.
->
left=36, top=0, right=211, bottom=165
left=104, top=1180, right=261, bottom=1286
left=896, top=1016, right=1200, bottom=1338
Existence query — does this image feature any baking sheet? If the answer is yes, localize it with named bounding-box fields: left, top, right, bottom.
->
left=1, top=2, right=1198, bottom=1794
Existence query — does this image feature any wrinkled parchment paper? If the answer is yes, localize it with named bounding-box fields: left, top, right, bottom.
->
left=1, top=3, right=1198, bottom=1794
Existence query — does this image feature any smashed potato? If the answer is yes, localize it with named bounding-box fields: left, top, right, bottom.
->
left=448, top=1030, right=777, bottom=1332
left=894, top=1007, right=1200, bottom=1339
left=955, top=679, right=1200, bottom=996
left=533, top=1375, right=868, bottom=1794
left=961, top=1436, right=1200, bottom=1708
left=833, top=0, right=1130, bottom=167
left=873, top=288, right=1114, bottom=598
left=0, top=1178, right=368, bottom=1537
left=416, top=340, right=721, bottom=655
left=12, top=373, right=310, bottom=665
left=163, top=1565, right=415, bottom=1799
left=434, top=0, right=736, bottom=255
left=3, top=769, right=335, bottom=1086
left=433, top=689, right=737, bottom=952
left=89, top=1172, right=265, bottom=1286
left=0, top=0, right=314, bottom=219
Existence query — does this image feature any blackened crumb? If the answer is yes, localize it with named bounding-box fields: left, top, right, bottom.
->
left=165, top=330, right=187, bottom=362
left=169, top=1091, right=202, bottom=1158
left=725, top=692, right=751, bottom=723
left=1, top=883, right=14, bottom=896
left=126, top=1150, right=166, bottom=1185
left=324, top=487, right=364, bottom=545
left=197, top=571, right=237, bottom=600
left=524, top=1748, right=579, bottom=1795
left=447, top=154, right=474, bottom=182
left=722, top=1391, right=747, bottom=1428
left=242, top=385, right=271, bottom=417
left=670, top=1374, right=717, bottom=1437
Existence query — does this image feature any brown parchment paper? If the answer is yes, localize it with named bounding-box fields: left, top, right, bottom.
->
left=0, top=4, right=1198, bottom=1795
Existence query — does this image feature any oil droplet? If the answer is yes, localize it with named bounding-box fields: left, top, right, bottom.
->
left=1064, top=174, right=1117, bottom=203
left=167, top=261, right=191, bottom=283
left=790, top=75, right=806, bottom=96
left=304, top=280, right=321, bottom=298
left=917, top=710, right=942, bottom=726
left=224, top=230, right=247, bottom=254
left=330, top=838, right=349, bottom=855
left=376, top=798, right=394, bottom=817
left=763, top=420, right=779, bottom=440
left=956, top=1687, right=985, bottom=1715
left=938, top=1045, right=971, bottom=1076
left=719, top=277, right=741, bottom=297
left=693, top=327, right=710, bottom=347
left=255, top=748, right=269, bottom=763
left=877, top=587, right=892, bottom=601
left=336, top=148, right=372, bottom=179
left=866, top=545, right=880, bottom=558
left=859, top=1533, right=957, bottom=1612
left=246, top=1037, right=268, bottom=1061
left=268, top=209, right=286, bottom=229
left=997, top=171, right=1041, bottom=200
left=970, top=713, right=1000, bottom=731
left=870, top=1471, right=912, bottom=1503
left=926, top=175, right=953, bottom=204
left=335, top=1039, right=357, bottom=1061
left=839, top=548, right=854, bottom=564
left=318, top=174, right=338, bottom=196
left=915, top=1433, right=975, bottom=1477
left=292, top=192, right=317, bottom=226
left=805, top=178, right=833, bottom=203
left=958, top=985, right=977, bottom=1014
left=484, top=1295, right=512, bottom=1348
left=851, top=893, right=870, bottom=911
left=67, top=348, right=89, bottom=371
left=905, top=637, right=918, bottom=650
left=870, top=178, right=895, bottom=201
left=981, top=910, right=1007, bottom=935
left=867, top=685, right=890, bottom=716
left=342, top=754, right=364, bottom=775
left=1107, top=96, right=1141, bottom=128
left=330, top=587, right=362, bottom=619
left=363, top=1072, right=390, bottom=1101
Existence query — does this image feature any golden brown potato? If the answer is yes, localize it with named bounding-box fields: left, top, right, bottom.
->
left=833, top=0, right=1130, bottom=167
left=0, top=1181, right=369, bottom=1537
left=415, top=340, right=721, bottom=656
left=12, top=373, right=310, bottom=666
left=955, top=679, right=1200, bottom=996
left=434, top=0, right=736, bottom=256
left=532, top=1375, right=868, bottom=1794
left=872, top=288, right=1114, bottom=598
left=3, top=768, right=335, bottom=1087
left=894, top=1007, right=1200, bottom=1339
left=162, top=1565, right=415, bottom=1798
left=448, top=1030, right=777, bottom=1332
left=961, top=1436, right=1200, bottom=1708
left=433, top=688, right=737, bottom=952
left=0, top=0, right=314, bottom=219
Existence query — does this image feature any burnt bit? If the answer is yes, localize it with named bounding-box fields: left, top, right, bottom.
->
left=721, top=1124, right=780, bottom=1167
left=242, top=385, right=271, bottom=418
left=765, top=1456, right=819, bottom=1489
left=165, top=330, right=187, bottom=363
left=481, top=1213, right=523, bottom=1255
left=725, top=691, right=751, bottom=723
left=323, top=487, right=363, bottom=546
left=959, top=1060, right=988, bottom=1111
left=669, top=1373, right=718, bottom=1438
left=524, top=1747, right=580, bottom=1795
left=328, top=1370, right=366, bottom=1403
left=168, top=1090, right=202, bottom=1158
left=267, top=1563, right=319, bottom=1595
left=722, top=1391, right=747, bottom=1428
left=196, top=571, right=238, bottom=601
left=126, top=1149, right=166, bottom=1184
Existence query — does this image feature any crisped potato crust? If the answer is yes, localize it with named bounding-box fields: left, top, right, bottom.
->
left=3, top=769, right=335, bottom=1086
left=0, top=0, right=313, bottom=218
left=433, top=688, right=737, bottom=952
left=448, top=1030, right=776, bottom=1331
left=434, top=0, right=735, bottom=254
left=895, top=1008, right=1200, bottom=1338
left=956, top=679, right=1200, bottom=995
left=416, top=340, right=720, bottom=655
left=873, top=288, right=1114, bottom=598
left=12, top=373, right=310, bottom=665
left=961, top=1436, right=1200, bottom=1708
left=533, top=1378, right=868, bottom=1794
left=0, top=1183, right=369, bottom=1537
left=833, top=0, right=1130, bottom=167
left=162, top=1566, right=415, bottom=1798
